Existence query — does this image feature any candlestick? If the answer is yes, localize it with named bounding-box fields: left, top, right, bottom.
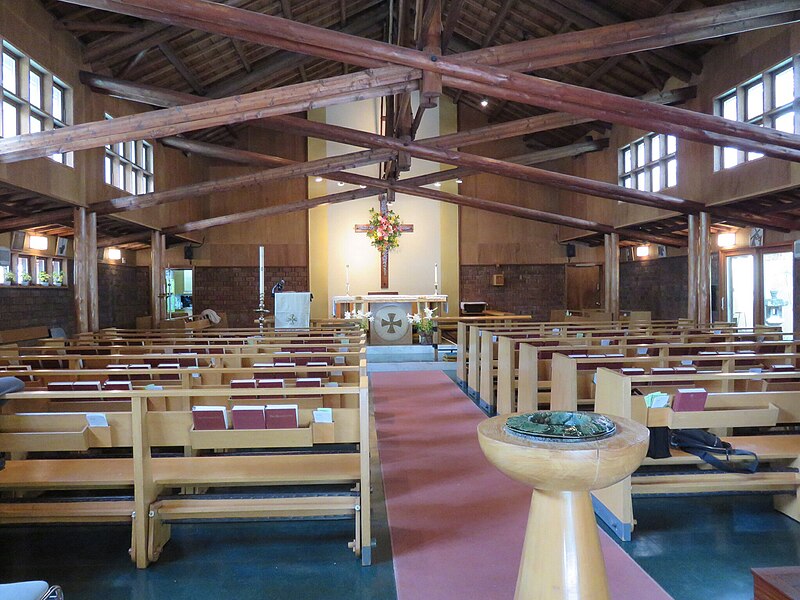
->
left=259, top=246, right=265, bottom=299
left=345, top=263, right=350, bottom=296
left=434, top=262, right=439, bottom=294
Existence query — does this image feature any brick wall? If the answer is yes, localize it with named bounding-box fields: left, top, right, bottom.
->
left=460, top=264, right=566, bottom=319
left=620, top=256, right=688, bottom=320
left=194, top=266, right=310, bottom=328
left=0, top=285, right=76, bottom=336
left=98, top=264, right=150, bottom=329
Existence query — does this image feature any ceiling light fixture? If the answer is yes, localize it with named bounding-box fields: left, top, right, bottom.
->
left=314, top=176, right=323, bottom=183
left=480, top=99, right=489, bottom=108
left=636, top=245, right=650, bottom=258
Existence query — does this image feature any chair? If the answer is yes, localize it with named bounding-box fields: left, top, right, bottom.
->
left=0, top=581, right=63, bottom=600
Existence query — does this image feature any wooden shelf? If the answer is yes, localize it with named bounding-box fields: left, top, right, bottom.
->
left=188, top=426, right=313, bottom=449
left=647, top=404, right=779, bottom=429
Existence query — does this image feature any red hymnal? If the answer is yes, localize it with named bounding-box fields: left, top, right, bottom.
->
left=192, top=406, right=229, bottom=430
left=231, top=405, right=266, bottom=429
left=296, top=378, right=322, bottom=388
left=620, top=368, right=645, bottom=375
left=673, top=388, right=708, bottom=412
left=256, top=379, right=284, bottom=389
left=265, top=404, right=298, bottom=429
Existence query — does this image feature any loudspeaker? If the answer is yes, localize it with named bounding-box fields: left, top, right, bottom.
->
left=184, top=245, right=194, bottom=260
left=565, top=244, right=576, bottom=258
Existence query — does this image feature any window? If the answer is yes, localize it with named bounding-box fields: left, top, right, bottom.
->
left=619, top=133, right=677, bottom=192
left=104, top=114, right=154, bottom=194
left=15, top=255, right=30, bottom=283
left=715, top=58, right=798, bottom=170
left=0, top=41, right=73, bottom=166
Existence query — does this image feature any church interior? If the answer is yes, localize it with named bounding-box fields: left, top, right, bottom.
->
left=2, top=1, right=800, bottom=599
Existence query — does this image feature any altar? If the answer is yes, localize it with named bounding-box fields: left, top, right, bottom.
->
left=332, top=294, right=448, bottom=345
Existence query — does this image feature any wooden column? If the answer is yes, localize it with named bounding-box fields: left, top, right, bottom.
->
left=697, top=212, right=711, bottom=325
left=687, top=214, right=698, bottom=323
left=72, top=207, right=89, bottom=333
left=150, top=231, right=164, bottom=326
left=604, top=233, right=619, bottom=320
left=87, top=212, right=99, bottom=331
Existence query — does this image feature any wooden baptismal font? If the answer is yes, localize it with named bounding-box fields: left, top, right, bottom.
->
left=477, top=411, right=649, bottom=600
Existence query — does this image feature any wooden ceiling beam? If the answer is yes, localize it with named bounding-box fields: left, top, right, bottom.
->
left=0, top=66, right=420, bottom=163
left=257, top=114, right=798, bottom=232
left=84, top=20, right=165, bottom=64
left=80, top=71, right=694, bottom=153
left=230, top=38, right=252, bottom=72
left=482, top=0, right=515, bottom=48
left=158, top=42, right=206, bottom=94
left=459, top=0, right=800, bottom=73
left=57, top=0, right=800, bottom=163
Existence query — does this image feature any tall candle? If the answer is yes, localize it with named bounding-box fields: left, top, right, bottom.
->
left=434, top=263, right=439, bottom=288
left=259, top=246, right=265, bottom=298
left=346, top=264, right=350, bottom=286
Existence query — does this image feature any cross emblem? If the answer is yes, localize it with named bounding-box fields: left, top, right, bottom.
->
left=288, top=314, right=298, bottom=325
left=354, top=194, right=413, bottom=289
left=381, top=312, right=402, bottom=334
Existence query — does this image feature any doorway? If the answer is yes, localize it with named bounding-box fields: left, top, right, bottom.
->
left=722, top=247, right=793, bottom=333
left=165, top=268, right=194, bottom=319
left=566, top=264, right=602, bottom=310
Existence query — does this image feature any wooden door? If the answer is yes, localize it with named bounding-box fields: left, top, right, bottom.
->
left=566, top=264, right=602, bottom=310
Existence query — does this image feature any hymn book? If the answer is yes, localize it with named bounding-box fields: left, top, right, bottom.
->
left=265, top=404, right=299, bottom=429
left=192, top=406, right=229, bottom=430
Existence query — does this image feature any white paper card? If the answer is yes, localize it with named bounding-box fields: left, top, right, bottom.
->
left=86, top=413, right=109, bottom=427
left=313, top=407, right=333, bottom=423
left=637, top=347, right=648, bottom=355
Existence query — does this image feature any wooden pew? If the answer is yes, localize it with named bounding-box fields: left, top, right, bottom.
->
left=592, top=368, right=800, bottom=541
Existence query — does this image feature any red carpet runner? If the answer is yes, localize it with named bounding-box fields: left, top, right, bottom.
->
left=372, top=370, right=671, bottom=600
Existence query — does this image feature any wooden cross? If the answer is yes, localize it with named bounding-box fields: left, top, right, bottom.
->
left=354, top=194, right=413, bottom=289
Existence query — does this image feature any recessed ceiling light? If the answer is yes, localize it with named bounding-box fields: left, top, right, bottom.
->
left=455, top=178, right=463, bottom=184
left=433, top=182, right=441, bottom=187
left=314, top=176, right=323, bottom=183
left=480, top=99, right=489, bottom=108
left=337, top=181, right=345, bottom=187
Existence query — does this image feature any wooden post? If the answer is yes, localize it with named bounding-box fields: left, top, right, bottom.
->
left=150, top=231, right=164, bottom=326
left=698, top=212, right=711, bottom=325
left=604, top=233, right=619, bottom=320
left=687, top=213, right=698, bottom=323
left=73, top=207, right=89, bottom=334
left=88, top=212, right=99, bottom=331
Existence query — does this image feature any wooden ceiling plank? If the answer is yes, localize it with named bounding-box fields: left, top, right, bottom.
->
left=482, top=0, right=515, bottom=48
left=84, top=20, right=166, bottom=64
left=441, top=0, right=466, bottom=52
left=60, top=20, right=143, bottom=33
left=231, top=38, right=252, bottom=72
left=57, top=0, right=800, bottom=163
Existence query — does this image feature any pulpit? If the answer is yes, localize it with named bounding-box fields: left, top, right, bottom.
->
left=332, top=294, right=447, bottom=346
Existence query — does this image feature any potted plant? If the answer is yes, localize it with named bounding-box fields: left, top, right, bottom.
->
left=3, top=272, right=13, bottom=286
left=407, top=307, right=437, bottom=345
left=20, top=273, right=32, bottom=286
left=53, top=272, right=64, bottom=287
left=38, top=272, right=50, bottom=286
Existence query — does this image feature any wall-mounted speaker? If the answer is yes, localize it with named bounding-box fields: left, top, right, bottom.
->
left=184, top=245, right=194, bottom=260
left=565, top=244, right=576, bottom=258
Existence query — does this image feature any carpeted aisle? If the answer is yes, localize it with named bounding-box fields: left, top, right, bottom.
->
left=372, top=370, right=671, bottom=600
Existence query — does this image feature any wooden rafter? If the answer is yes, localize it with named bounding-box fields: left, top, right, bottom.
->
left=52, top=0, right=800, bottom=165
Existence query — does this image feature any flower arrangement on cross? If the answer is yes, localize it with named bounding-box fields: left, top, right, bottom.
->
left=366, top=207, right=403, bottom=253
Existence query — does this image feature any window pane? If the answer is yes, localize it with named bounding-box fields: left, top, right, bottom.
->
left=723, top=146, right=739, bottom=169
left=666, top=159, right=677, bottom=188
left=117, top=163, right=124, bottom=189
left=746, top=82, right=764, bottom=119
left=775, top=110, right=795, bottom=133
left=747, top=150, right=764, bottom=161
left=29, top=70, right=41, bottom=108
left=636, top=171, right=646, bottom=190
left=622, top=148, right=631, bottom=173
left=651, top=165, right=662, bottom=192
left=29, top=115, right=42, bottom=134
left=104, top=156, right=112, bottom=184
left=666, top=135, right=677, bottom=155
left=2, top=53, right=17, bottom=95
left=2, top=100, right=17, bottom=137
left=129, top=169, right=136, bottom=193
left=636, top=142, right=645, bottom=167
left=774, top=66, right=794, bottom=107
left=651, top=136, right=662, bottom=161
left=50, top=152, right=63, bottom=163
left=722, top=95, right=737, bottom=121
left=52, top=85, right=63, bottom=121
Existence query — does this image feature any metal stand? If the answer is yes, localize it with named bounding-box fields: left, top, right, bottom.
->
left=254, top=292, right=270, bottom=336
